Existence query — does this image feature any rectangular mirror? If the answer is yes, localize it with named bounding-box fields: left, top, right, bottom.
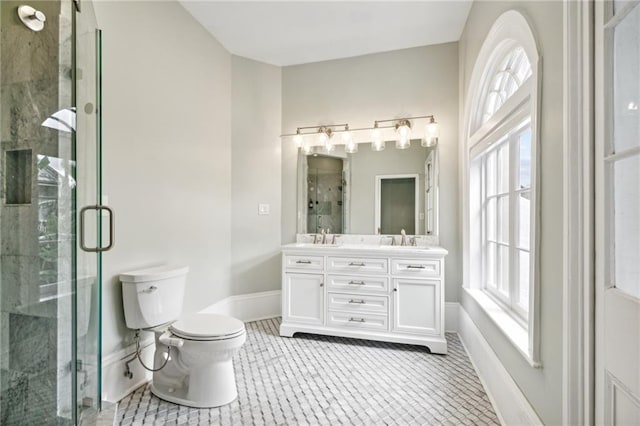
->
left=296, top=140, right=439, bottom=236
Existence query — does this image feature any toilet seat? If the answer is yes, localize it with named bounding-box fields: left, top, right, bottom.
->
left=170, top=313, right=245, bottom=341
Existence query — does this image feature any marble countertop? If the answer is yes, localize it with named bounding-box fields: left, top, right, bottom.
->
left=281, top=242, right=448, bottom=256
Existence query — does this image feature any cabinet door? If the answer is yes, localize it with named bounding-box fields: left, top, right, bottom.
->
left=283, top=273, right=324, bottom=325
left=392, top=278, right=441, bottom=335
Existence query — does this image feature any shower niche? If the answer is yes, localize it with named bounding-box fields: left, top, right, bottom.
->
left=4, top=149, right=32, bottom=205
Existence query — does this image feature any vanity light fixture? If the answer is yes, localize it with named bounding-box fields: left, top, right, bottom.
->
left=422, top=116, right=439, bottom=147
left=343, top=125, right=358, bottom=153
left=344, top=139, right=358, bottom=154
left=371, top=123, right=385, bottom=151
left=293, top=129, right=303, bottom=149
left=395, top=119, right=412, bottom=149
left=317, top=126, right=335, bottom=152
left=282, top=115, right=439, bottom=155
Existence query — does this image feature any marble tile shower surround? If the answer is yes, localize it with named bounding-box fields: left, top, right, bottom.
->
left=1, top=1, right=76, bottom=424
left=296, top=233, right=440, bottom=247
left=117, top=318, right=499, bottom=425
left=307, top=171, right=343, bottom=234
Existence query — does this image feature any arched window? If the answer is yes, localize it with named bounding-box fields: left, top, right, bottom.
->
left=463, top=10, right=540, bottom=366
left=480, top=46, right=532, bottom=125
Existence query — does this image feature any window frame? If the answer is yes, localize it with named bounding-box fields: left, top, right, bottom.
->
left=462, top=10, right=541, bottom=367
left=480, top=119, right=533, bottom=325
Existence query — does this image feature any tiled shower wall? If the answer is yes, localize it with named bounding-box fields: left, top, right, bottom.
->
left=0, top=1, right=74, bottom=424
left=306, top=156, right=344, bottom=234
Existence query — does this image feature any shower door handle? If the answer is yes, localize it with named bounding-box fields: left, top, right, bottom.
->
left=79, top=205, right=115, bottom=252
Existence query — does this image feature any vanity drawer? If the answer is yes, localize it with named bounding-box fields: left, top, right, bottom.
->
left=284, top=255, right=324, bottom=271
left=327, top=256, right=388, bottom=274
left=328, top=311, right=388, bottom=332
left=327, top=274, right=389, bottom=293
left=391, top=258, right=441, bottom=277
left=327, top=292, right=388, bottom=314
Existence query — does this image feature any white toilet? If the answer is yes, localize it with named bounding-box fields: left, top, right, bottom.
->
left=120, top=265, right=246, bottom=408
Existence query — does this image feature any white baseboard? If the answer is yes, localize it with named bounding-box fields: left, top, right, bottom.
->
left=445, top=302, right=460, bottom=332
left=200, top=290, right=281, bottom=322
left=457, top=305, right=543, bottom=425
left=102, top=336, right=154, bottom=404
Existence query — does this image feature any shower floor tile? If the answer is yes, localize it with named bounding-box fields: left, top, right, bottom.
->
left=117, top=318, right=499, bottom=425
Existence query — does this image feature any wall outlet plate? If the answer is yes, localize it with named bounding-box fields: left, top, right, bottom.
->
left=258, top=203, right=270, bottom=215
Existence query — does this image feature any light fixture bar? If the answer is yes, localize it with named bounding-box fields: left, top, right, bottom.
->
left=282, top=115, right=435, bottom=137
left=282, top=114, right=439, bottom=154
left=373, top=114, right=434, bottom=124
left=284, top=123, right=350, bottom=138
left=295, top=123, right=348, bottom=131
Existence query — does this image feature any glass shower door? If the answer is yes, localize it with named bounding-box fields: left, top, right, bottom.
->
left=75, top=0, right=104, bottom=422
left=0, top=0, right=104, bottom=424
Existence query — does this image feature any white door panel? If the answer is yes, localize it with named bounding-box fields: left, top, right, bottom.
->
left=596, top=2, right=640, bottom=424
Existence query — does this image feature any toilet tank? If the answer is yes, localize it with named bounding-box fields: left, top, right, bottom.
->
left=120, top=265, right=189, bottom=330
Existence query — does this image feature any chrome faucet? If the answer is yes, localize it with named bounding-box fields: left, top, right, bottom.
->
left=400, top=229, right=407, bottom=246
left=312, top=228, right=339, bottom=244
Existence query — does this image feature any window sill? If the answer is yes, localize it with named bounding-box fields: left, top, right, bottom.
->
left=463, top=287, right=541, bottom=368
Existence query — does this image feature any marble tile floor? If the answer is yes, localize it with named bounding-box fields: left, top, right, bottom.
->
left=117, top=318, right=499, bottom=425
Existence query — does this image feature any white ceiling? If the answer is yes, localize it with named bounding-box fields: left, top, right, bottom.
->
left=179, top=1, right=473, bottom=66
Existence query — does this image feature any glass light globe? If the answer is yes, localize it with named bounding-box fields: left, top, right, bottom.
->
left=422, top=120, right=440, bottom=147
left=371, top=128, right=385, bottom=151
left=293, top=133, right=303, bottom=148
left=345, top=139, right=358, bottom=154
left=396, top=124, right=411, bottom=149
left=318, top=131, right=328, bottom=146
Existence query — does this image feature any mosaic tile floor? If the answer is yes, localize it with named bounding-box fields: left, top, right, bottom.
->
left=117, top=318, right=499, bottom=425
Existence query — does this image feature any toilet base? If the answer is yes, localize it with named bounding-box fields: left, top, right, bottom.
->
left=150, top=358, right=239, bottom=408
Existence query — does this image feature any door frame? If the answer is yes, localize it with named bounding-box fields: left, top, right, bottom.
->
left=562, top=0, right=595, bottom=424
left=374, top=173, right=420, bottom=234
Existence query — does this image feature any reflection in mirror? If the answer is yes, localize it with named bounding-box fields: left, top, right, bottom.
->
left=305, top=155, right=347, bottom=233
left=297, top=140, right=438, bottom=236
left=375, top=175, right=419, bottom=234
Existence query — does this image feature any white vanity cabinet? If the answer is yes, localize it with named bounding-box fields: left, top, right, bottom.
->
left=280, top=244, right=448, bottom=354
left=283, top=273, right=324, bottom=326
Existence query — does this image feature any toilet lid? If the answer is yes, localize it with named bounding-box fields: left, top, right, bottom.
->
left=170, top=313, right=245, bottom=340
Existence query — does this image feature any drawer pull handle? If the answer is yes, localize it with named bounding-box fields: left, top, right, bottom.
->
left=295, top=260, right=312, bottom=264
left=349, top=317, right=366, bottom=323
left=349, top=262, right=366, bottom=267
left=348, top=299, right=366, bottom=304
left=348, top=280, right=366, bottom=285
left=407, top=265, right=426, bottom=269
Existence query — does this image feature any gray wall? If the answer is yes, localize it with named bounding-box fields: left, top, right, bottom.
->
left=95, top=1, right=232, bottom=356
left=459, top=2, right=564, bottom=424
left=230, top=56, right=282, bottom=295
left=282, top=44, right=460, bottom=301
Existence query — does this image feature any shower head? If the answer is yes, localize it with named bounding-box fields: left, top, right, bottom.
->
left=17, top=5, right=46, bottom=32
